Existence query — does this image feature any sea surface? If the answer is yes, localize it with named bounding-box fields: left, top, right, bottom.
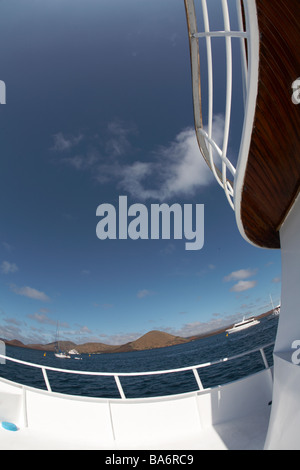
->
left=0, top=314, right=279, bottom=399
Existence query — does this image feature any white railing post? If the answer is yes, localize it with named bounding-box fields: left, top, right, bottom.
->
left=114, top=375, right=126, bottom=399
left=42, top=367, right=52, bottom=392
left=236, top=0, right=248, bottom=102
left=192, top=368, right=204, bottom=391
left=260, top=348, right=269, bottom=370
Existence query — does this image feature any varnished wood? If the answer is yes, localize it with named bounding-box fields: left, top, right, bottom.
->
left=240, top=0, right=300, bottom=248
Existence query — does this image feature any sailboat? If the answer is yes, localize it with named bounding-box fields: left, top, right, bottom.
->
left=54, top=322, right=70, bottom=359
left=54, top=351, right=70, bottom=359
left=270, top=294, right=280, bottom=316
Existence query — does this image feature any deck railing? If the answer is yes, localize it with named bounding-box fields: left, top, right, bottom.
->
left=184, top=0, right=259, bottom=209
left=0, top=342, right=273, bottom=399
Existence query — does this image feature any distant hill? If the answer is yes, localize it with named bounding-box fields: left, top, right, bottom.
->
left=112, top=330, right=189, bottom=353
left=4, top=339, right=25, bottom=348
left=27, top=341, right=77, bottom=352
left=76, top=342, right=117, bottom=354
left=3, top=311, right=274, bottom=354
left=3, top=330, right=191, bottom=354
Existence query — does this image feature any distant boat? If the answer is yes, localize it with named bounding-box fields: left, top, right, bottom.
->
left=54, top=322, right=70, bottom=359
left=68, top=348, right=82, bottom=359
left=270, top=294, right=280, bottom=316
left=68, top=349, right=79, bottom=355
left=226, top=317, right=260, bottom=334
left=55, top=352, right=71, bottom=359
left=272, top=306, right=280, bottom=316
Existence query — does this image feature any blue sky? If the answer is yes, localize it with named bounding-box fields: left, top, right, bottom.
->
left=0, top=0, right=281, bottom=345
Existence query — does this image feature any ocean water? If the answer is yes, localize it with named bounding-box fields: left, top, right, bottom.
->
left=0, top=315, right=279, bottom=399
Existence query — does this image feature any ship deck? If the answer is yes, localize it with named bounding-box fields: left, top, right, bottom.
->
left=0, top=409, right=270, bottom=450
left=0, top=367, right=272, bottom=450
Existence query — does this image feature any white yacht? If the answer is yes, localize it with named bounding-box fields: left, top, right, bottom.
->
left=0, top=0, right=299, bottom=450
left=54, top=352, right=71, bottom=359
left=68, top=349, right=80, bottom=355
left=226, top=317, right=260, bottom=334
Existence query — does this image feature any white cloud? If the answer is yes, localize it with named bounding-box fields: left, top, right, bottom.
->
left=62, top=151, right=99, bottom=171
left=105, top=120, right=137, bottom=158
left=160, top=316, right=232, bottom=338
left=223, top=268, right=257, bottom=282
left=52, top=132, right=83, bottom=151
left=223, top=267, right=258, bottom=293
left=81, top=269, right=90, bottom=275
left=137, top=289, right=154, bottom=299
left=230, top=280, right=257, bottom=292
left=4, top=317, right=22, bottom=326
left=98, top=331, right=143, bottom=345
left=28, top=311, right=55, bottom=325
left=79, top=325, right=92, bottom=334
left=2, top=242, right=13, bottom=252
left=1, top=261, right=18, bottom=274
left=0, top=322, right=25, bottom=342
left=117, top=127, right=214, bottom=201
left=72, top=324, right=93, bottom=335
left=10, top=284, right=50, bottom=302
left=55, top=117, right=224, bottom=202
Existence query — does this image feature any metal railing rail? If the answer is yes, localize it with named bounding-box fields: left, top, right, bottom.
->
left=0, top=342, right=274, bottom=399
left=184, top=0, right=259, bottom=210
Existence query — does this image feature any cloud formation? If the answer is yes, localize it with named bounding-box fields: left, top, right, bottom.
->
left=52, top=118, right=218, bottom=202
left=52, top=132, right=83, bottom=152
left=223, top=268, right=257, bottom=282
left=224, top=267, right=258, bottom=293
left=229, top=280, right=257, bottom=292
left=10, top=284, right=50, bottom=302
left=137, top=289, right=154, bottom=299
left=1, top=261, right=18, bottom=274
left=28, top=311, right=55, bottom=325
left=117, top=127, right=214, bottom=201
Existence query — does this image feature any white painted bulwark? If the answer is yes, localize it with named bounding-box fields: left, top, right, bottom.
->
left=264, top=193, right=300, bottom=449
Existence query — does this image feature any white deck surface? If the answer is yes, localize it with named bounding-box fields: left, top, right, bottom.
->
left=0, top=408, right=270, bottom=450
left=0, top=414, right=269, bottom=450
left=0, top=368, right=273, bottom=450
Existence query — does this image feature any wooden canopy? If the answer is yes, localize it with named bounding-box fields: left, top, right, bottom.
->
left=240, top=0, right=300, bottom=248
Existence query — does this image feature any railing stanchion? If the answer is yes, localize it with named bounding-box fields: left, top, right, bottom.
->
left=114, top=375, right=126, bottom=399
left=192, top=368, right=204, bottom=391
left=260, top=348, right=269, bottom=370
left=42, top=367, right=52, bottom=392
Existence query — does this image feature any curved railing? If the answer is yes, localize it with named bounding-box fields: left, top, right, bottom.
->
left=0, top=342, right=273, bottom=399
left=184, top=0, right=259, bottom=210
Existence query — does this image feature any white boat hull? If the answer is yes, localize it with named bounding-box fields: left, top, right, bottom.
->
left=54, top=353, right=71, bottom=359
left=226, top=320, right=260, bottom=334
